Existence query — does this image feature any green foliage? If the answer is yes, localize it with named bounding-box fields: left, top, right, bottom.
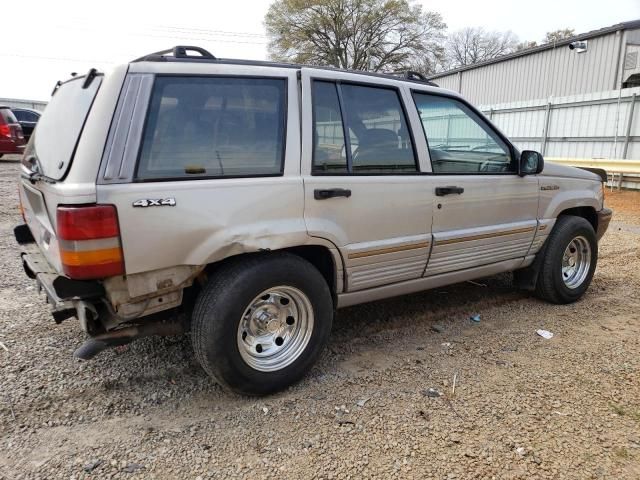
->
left=265, top=0, right=446, bottom=74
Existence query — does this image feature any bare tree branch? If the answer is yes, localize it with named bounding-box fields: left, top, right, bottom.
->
left=445, top=27, right=519, bottom=68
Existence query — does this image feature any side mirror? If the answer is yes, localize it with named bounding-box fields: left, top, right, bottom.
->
left=519, top=150, right=544, bottom=176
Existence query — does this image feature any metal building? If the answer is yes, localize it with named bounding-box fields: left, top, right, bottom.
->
left=429, top=20, right=640, bottom=105
left=0, top=98, right=47, bottom=112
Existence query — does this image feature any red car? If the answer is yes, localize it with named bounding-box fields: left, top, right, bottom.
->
left=0, top=106, right=26, bottom=158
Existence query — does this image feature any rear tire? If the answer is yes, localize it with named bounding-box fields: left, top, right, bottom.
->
left=192, top=253, right=333, bottom=395
left=534, top=216, right=598, bottom=304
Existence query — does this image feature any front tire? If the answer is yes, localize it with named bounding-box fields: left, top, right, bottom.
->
left=535, top=216, right=598, bottom=304
left=192, top=253, right=333, bottom=395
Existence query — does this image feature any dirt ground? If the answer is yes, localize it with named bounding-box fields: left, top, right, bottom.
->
left=1, top=157, right=639, bottom=479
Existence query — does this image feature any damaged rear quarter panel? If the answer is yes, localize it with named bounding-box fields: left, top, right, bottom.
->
left=97, top=177, right=309, bottom=275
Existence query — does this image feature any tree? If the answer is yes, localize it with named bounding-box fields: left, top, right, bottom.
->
left=544, top=28, right=575, bottom=44
left=516, top=40, right=538, bottom=51
left=445, top=27, right=519, bottom=68
left=264, top=0, right=447, bottom=74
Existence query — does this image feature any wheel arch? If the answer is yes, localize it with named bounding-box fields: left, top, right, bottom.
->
left=557, top=206, right=598, bottom=232
left=202, top=241, right=344, bottom=307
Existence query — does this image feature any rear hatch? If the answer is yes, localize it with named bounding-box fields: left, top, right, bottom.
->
left=19, top=73, right=104, bottom=274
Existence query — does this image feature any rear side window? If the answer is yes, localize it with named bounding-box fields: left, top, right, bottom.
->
left=312, top=81, right=417, bottom=174
left=136, top=77, right=287, bottom=180
left=312, top=82, right=348, bottom=173
left=0, top=108, right=18, bottom=124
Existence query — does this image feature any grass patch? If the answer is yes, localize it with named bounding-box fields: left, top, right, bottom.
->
left=610, top=403, right=640, bottom=422
left=614, top=447, right=631, bottom=460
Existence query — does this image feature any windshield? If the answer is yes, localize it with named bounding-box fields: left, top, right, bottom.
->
left=25, top=75, right=102, bottom=180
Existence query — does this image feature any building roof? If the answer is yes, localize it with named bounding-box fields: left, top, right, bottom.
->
left=428, top=19, right=640, bottom=80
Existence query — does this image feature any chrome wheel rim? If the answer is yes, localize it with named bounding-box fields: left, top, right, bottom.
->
left=561, top=236, right=591, bottom=289
left=237, top=286, right=314, bottom=372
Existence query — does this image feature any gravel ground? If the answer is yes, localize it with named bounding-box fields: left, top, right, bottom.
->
left=1, top=157, right=639, bottom=479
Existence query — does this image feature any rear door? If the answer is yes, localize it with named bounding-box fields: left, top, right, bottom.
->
left=18, top=75, right=105, bottom=272
left=301, top=68, right=434, bottom=292
left=410, top=91, right=539, bottom=276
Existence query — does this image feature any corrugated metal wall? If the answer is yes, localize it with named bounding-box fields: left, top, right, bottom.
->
left=433, top=29, right=633, bottom=105
left=478, top=87, right=640, bottom=160
left=0, top=98, right=47, bottom=111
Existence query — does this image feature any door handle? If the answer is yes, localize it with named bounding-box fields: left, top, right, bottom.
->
left=435, top=186, right=464, bottom=196
left=314, top=188, right=352, bottom=200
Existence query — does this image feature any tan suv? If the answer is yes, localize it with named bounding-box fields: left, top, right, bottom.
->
left=16, top=46, right=612, bottom=395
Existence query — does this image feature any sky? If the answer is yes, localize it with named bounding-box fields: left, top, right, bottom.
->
left=2, top=0, right=639, bottom=101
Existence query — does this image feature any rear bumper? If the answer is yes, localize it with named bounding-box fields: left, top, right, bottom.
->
left=16, top=224, right=105, bottom=324
left=21, top=250, right=68, bottom=306
left=596, top=207, right=613, bottom=241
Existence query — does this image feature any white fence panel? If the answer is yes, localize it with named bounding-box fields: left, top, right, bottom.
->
left=479, top=87, right=640, bottom=163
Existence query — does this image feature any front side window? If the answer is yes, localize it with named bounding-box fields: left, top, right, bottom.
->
left=413, top=93, right=514, bottom=174
left=312, top=81, right=417, bottom=174
left=137, top=76, right=286, bottom=180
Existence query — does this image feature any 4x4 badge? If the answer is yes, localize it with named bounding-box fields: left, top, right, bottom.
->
left=132, top=198, right=176, bottom=208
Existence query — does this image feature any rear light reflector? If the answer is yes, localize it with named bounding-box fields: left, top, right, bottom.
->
left=0, top=124, right=10, bottom=138
left=18, top=186, right=25, bottom=222
left=57, top=205, right=124, bottom=280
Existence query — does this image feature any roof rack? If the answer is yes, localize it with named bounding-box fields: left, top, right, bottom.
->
left=130, top=46, right=441, bottom=89
left=396, top=70, right=439, bottom=87
left=133, top=46, right=217, bottom=63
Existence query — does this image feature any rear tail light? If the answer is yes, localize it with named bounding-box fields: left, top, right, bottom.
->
left=0, top=124, right=10, bottom=138
left=57, top=205, right=125, bottom=279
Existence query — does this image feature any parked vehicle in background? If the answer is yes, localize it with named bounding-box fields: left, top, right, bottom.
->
left=11, top=108, right=41, bottom=143
left=0, top=106, right=25, bottom=158
left=15, top=46, right=612, bottom=396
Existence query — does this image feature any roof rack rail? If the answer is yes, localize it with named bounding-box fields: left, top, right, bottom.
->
left=400, top=70, right=439, bottom=87
left=133, top=46, right=217, bottom=63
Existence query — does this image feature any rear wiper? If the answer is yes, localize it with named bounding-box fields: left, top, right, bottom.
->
left=21, top=155, right=57, bottom=184
left=21, top=170, right=57, bottom=185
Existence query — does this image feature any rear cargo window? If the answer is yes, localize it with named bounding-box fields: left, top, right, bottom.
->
left=136, top=76, right=286, bottom=180
left=0, top=108, right=18, bottom=124
left=29, top=76, right=102, bottom=180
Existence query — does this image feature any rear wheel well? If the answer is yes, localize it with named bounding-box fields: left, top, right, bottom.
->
left=281, top=246, right=337, bottom=305
left=558, top=207, right=597, bottom=232
left=201, top=246, right=338, bottom=306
